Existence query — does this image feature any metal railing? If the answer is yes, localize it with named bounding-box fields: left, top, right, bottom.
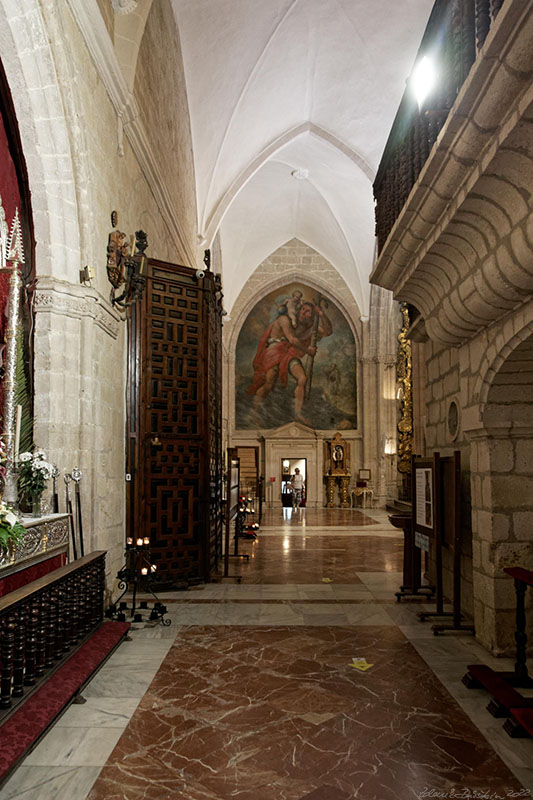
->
left=0, top=552, right=106, bottom=718
left=374, top=0, right=505, bottom=253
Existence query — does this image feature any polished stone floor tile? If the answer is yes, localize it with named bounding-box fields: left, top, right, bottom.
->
left=261, top=508, right=381, bottom=528
left=297, top=585, right=336, bottom=600
left=4, top=508, right=531, bottom=799
left=172, top=603, right=263, bottom=625
left=81, top=668, right=157, bottom=699
left=342, top=603, right=394, bottom=625
left=258, top=605, right=305, bottom=625
left=261, top=585, right=300, bottom=598
left=229, top=535, right=402, bottom=583
left=54, top=698, right=140, bottom=728
left=0, top=766, right=102, bottom=800
left=509, top=768, right=533, bottom=794
left=88, top=626, right=523, bottom=800
left=24, top=728, right=124, bottom=767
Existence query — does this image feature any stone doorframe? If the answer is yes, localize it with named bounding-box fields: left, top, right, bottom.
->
left=263, top=423, right=322, bottom=509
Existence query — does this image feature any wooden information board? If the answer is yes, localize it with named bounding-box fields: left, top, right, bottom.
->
left=418, top=451, right=474, bottom=635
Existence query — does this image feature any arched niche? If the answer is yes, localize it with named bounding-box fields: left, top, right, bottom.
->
left=0, top=55, right=35, bottom=450
left=468, top=331, right=533, bottom=654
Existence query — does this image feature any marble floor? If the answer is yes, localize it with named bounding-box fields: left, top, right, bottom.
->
left=1, top=508, right=532, bottom=799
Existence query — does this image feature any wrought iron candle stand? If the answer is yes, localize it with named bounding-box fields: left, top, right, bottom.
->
left=239, top=495, right=259, bottom=540
left=106, top=539, right=170, bottom=626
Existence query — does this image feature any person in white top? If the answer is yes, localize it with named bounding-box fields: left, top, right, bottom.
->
left=290, top=468, right=305, bottom=509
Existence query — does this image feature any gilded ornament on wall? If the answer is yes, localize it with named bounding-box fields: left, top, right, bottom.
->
left=106, top=230, right=130, bottom=289
left=324, top=432, right=350, bottom=476
left=397, top=303, right=413, bottom=483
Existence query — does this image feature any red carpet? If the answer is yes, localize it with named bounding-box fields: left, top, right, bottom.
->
left=0, top=620, right=130, bottom=785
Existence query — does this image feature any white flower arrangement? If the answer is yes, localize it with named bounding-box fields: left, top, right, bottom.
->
left=0, top=499, right=25, bottom=549
left=17, top=449, right=54, bottom=504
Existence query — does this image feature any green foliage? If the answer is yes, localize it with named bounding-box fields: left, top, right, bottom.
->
left=0, top=507, right=25, bottom=550
left=15, top=326, right=33, bottom=455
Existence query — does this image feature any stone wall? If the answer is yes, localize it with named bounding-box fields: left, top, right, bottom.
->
left=133, top=0, right=197, bottom=265
left=96, top=0, right=114, bottom=39
left=422, top=299, right=533, bottom=653
left=422, top=336, right=474, bottom=620
left=468, top=320, right=533, bottom=653
left=0, top=0, right=198, bottom=585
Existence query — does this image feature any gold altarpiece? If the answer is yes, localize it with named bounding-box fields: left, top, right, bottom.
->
left=323, top=433, right=351, bottom=508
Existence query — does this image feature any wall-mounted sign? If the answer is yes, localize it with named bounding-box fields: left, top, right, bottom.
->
left=415, top=467, right=433, bottom=529
left=415, top=531, right=430, bottom=551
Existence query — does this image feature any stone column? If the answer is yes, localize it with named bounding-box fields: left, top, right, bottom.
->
left=33, top=279, right=124, bottom=576
left=469, top=428, right=533, bottom=654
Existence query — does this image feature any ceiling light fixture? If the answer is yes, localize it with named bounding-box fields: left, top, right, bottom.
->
left=291, top=168, right=309, bottom=181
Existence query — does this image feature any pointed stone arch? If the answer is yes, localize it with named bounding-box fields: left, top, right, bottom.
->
left=0, top=0, right=82, bottom=281
left=225, top=239, right=362, bottom=362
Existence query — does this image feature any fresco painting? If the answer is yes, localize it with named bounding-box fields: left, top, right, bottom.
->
left=235, top=283, right=357, bottom=430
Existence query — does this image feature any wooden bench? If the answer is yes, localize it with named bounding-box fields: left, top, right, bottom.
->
left=463, top=664, right=533, bottom=718
left=505, top=708, right=533, bottom=738
left=463, top=566, right=533, bottom=736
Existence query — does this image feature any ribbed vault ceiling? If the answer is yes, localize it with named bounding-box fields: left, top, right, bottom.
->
left=172, top=0, right=433, bottom=314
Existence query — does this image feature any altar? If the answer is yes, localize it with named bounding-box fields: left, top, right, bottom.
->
left=0, top=513, right=70, bottom=596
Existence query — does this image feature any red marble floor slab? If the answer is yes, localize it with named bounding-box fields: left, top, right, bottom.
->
left=225, top=534, right=403, bottom=583
left=88, top=626, right=522, bottom=800
left=261, top=508, right=379, bottom=527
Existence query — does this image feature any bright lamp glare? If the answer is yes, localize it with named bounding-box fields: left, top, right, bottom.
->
left=411, top=55, right=436, bottom=109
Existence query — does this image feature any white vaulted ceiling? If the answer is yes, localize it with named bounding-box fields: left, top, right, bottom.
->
left=171, top=0, right=434, bottom=314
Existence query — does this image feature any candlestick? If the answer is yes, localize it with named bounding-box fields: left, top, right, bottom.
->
left=14, top=404, right=21, bottom=464
left=2, top=210, right=24, bottom=507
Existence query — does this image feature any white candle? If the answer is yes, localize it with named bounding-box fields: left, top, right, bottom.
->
left=136, top=538, right=143, bottom=547
left=14, top=404, right=22, bottom=463
left=143, top=537, right=150, bottom=545
left=141, top=567, right=148, bottom=576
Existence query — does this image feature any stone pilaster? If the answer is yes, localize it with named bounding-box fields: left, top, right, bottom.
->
left=469, top=428, right=533, bottom=654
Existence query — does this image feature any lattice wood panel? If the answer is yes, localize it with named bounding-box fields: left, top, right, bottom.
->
left=207, top=275, right=223, bottom=571
left=127, top=260, right=223, bottom=586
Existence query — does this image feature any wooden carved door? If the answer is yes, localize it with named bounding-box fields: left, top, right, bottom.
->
left=127, top=259, right=223, bottom=587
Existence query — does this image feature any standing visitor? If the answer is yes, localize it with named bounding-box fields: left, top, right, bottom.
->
left=290, top=468, right=305, bottom=509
